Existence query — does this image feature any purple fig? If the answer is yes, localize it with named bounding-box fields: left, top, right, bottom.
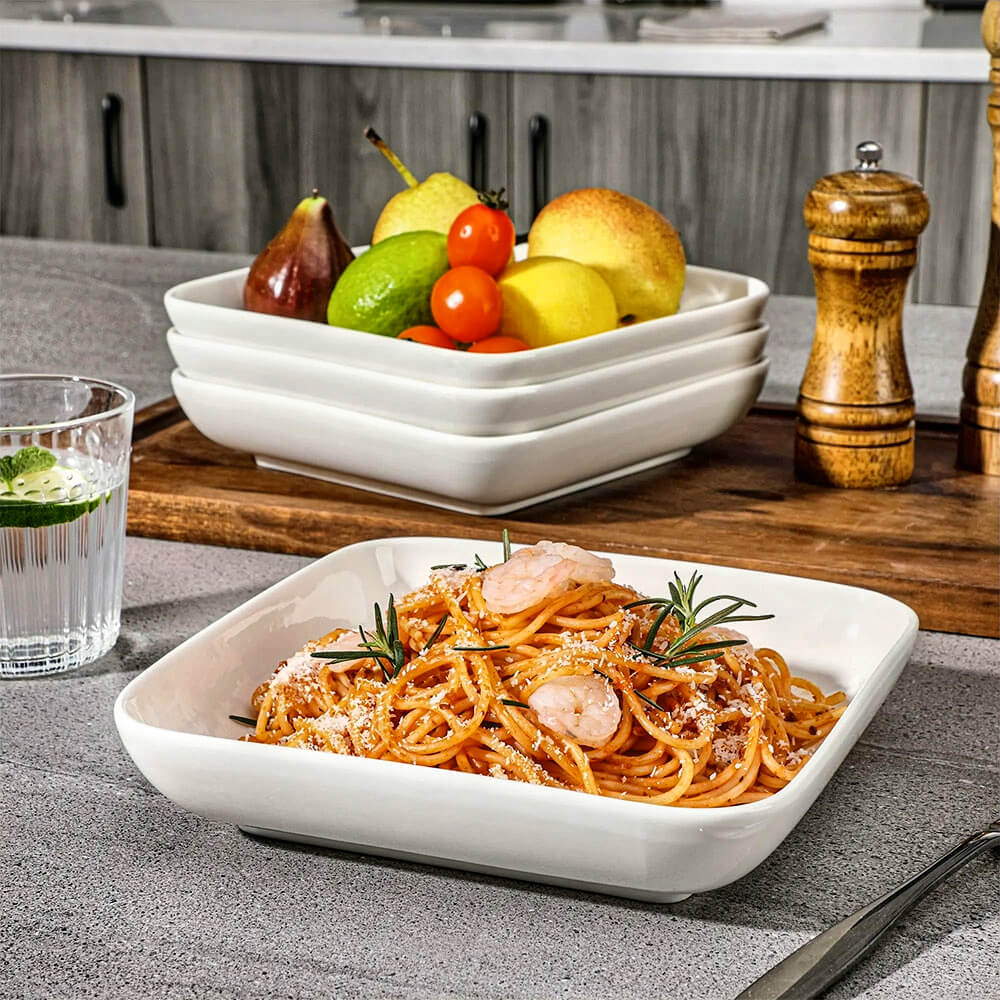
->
left=244, top=190, right=354, bottom=323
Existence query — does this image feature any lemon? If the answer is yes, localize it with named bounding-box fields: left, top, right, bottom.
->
left=497, top=257, right=619, bottom=348
left=327, top=231, right=450, bottom=337
left=0, top=463, right=101, bottom=528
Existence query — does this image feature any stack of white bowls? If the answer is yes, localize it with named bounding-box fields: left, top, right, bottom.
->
left=165, top=253, right=770, bottom=514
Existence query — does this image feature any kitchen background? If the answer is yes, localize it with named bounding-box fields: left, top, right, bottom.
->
left=0, top=0, right=993, bottom=306
left=3, top=6, right=999, bottom=998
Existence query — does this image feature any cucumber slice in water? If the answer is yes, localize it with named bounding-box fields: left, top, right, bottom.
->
left=0, top=465, right=102, bottom=528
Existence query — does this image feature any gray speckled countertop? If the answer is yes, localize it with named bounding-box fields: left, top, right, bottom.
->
left=2, top=237, right=998, bottom=1000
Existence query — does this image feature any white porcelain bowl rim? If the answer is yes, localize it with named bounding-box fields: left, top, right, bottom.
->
left=114, top=536, right=919, bottom=829
left=165, top=262, right=770, bottom=369
left=172, top=358, right=770, bottom=446
left=166, top=320, right=770, bottom=397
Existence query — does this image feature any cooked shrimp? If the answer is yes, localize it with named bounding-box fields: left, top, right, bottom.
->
left=272, top=629, right=364, bottom=685
left=252, top=629, right=365, bottom=718
left=316, top=629, right=367, bottom=670
left=700, top=626, right=755, bottom=667
left=527, top=674, right=622, bottom=748
left=481, top=540, right=615, bottom=614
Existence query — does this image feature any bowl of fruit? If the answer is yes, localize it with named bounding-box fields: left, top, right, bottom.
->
left=165, top=130, right=769, bottom=512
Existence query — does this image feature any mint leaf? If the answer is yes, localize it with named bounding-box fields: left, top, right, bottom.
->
left=13, top=446, right=57, bottom=478
left=1, top=447, right=57, bottom=491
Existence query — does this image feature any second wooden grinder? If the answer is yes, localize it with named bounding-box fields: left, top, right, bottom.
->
left=796, top=141, right=930, bottom=488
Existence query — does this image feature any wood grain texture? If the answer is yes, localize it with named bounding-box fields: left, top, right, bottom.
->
left=132, top=393, right=185, bottom=442
left=958, top=1, right=1000, bottom=475
left=126, top=405, right=1000, bottom=639
left=297, top=66, right=510, bottom=247
left=510, top=74, right=922, bottom=297
left=917, top=83, right=994, bottom=307
left=144, top=59, right=508, bottom=252
left=145, top=59, right=300, bottom=252
left=797, top=165, right=930, bottom=486
left=0, top=50, right=150, bottom=244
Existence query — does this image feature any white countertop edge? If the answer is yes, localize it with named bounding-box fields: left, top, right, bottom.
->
left=0, top=20, right=989, bottom=82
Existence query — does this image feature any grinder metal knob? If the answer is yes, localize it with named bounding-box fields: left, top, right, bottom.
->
left=854, top=140, right=883, bottom=171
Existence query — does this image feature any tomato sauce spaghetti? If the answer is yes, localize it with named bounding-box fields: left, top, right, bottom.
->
left=239, top=542, right=847, bottom=808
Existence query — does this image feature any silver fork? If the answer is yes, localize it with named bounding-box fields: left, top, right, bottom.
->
left=736, top=817, right=1000, bottom=1000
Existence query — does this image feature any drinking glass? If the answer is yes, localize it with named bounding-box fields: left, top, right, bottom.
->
left=1, top=374, right=134, bottom=677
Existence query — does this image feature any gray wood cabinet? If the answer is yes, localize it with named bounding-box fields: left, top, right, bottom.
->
left=143, top=59, right=509, bottom=253
left=0, top=50, right=150, bottom=244
left=916, top=82, right=994, bottom=306
left=510, top=74, right=924, bottom=298
left=0, top=49, right=991, bottom=307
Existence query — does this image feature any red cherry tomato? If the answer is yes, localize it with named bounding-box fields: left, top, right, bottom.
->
left=447, top=198, right=516, bottom=277
left=430, top=266, right=502, bottom=343
left=467, top=335, right=531, bottom=354
left=397, top=325, right=457, bottom=349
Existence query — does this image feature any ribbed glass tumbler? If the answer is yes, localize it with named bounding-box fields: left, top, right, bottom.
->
left=1, top=375, right=134, bottom=677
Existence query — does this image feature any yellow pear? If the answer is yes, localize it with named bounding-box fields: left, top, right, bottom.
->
left=497, top=257, right=619, bottom=348
left=372, top=172, right=479, bottom=244
left=527, top=188, right=686, bottom=323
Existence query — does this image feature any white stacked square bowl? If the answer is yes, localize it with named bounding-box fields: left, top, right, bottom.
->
left=164, top=254, right=769, bottom=514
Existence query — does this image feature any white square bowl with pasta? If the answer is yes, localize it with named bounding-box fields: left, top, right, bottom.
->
left=114, top=535, right=917, bottom=903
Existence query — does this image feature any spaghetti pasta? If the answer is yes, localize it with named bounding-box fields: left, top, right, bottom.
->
left=239, top=542, right=847, bottom=808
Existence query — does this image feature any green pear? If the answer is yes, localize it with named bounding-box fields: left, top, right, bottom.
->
left=373, top=172, right=479, bottom=244
left=364, top=126, right=478, bottom=244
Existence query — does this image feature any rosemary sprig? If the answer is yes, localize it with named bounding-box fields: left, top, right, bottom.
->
left=421, top=613, right=449, bottom=652
left=472, top=527, right=513, bottom=574
left=229, top=714, right=257, bottom=727
left=593, top=669, right=665, bottom=715
left=500, top=698, right=529, bottom=709
left=311, top=595, right=406, bottom=681
left=642, top=605, right=673, bottom=651
left=627, top=571, right=774, bottom=670
left=628, top=637, right=746, bottom=664
left=452, top=644, right=511, bottom=652
left=634, top=690, right=663, bottom=712
left=430, top=563, right=467, bottom=571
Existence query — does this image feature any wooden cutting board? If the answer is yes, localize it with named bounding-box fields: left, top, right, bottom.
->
left=128, top=400, right=1000, bottom=638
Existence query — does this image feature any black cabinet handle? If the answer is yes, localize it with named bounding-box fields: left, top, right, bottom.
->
left=468, top=111, right=488, bottom=192
left=529, top=114, right=549, bottom=223
left=101, top=93, right=125, bottom=208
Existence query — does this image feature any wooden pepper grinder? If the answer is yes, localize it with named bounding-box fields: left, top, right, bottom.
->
left=958, top=0, right=1000, bottom=475
left=795, top=141, right=930, bottom=488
